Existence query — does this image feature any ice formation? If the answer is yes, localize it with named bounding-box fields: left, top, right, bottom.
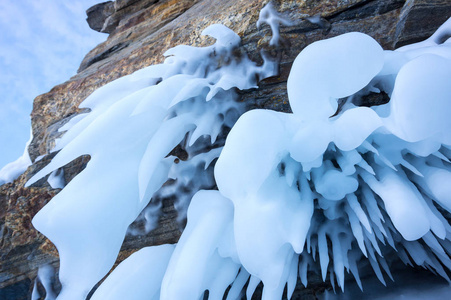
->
left=256, top=1, right=292, bottom=46
left=31, top=264, right=56, bottom=300
left=27, top=2, right=451, bottom=298
left=47, top=168, right=65, bottom=189
left=26, top=23, right=277, bottom=299
left=91, top=244, right=175, bottom=300
left=215, top=18, right=451, bottom=295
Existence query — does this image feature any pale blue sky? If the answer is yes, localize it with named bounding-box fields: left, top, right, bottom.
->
left=0, top=0, right=106, bottom=169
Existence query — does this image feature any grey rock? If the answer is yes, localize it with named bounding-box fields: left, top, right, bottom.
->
left=86, top=1, right=115, bottom=32
left=394, top=0, right=451, bottom=48
left=114, top=0, right=142, bottom=11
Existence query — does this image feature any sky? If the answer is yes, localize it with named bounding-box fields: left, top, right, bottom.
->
left=0, top=0, right=107, bottom=170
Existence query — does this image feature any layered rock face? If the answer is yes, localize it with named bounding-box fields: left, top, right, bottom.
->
left=1, top=0, right=450, bottom=298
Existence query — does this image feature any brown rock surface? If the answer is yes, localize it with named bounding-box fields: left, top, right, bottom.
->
left=1, top=0, right=450, bottom=298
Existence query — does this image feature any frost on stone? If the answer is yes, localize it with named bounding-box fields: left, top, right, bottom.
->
left=26, top=23, right=277, bottom=299
left=215, top=19, right=451, bottom=296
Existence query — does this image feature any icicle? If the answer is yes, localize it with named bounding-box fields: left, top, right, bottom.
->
left=356, top=158, right=376, bottom=175
left=361, top=185, right=384, bottom=223
left=400, top=158, right=423, bottom=176
left=345, top=204, right=367, bottom=257
left=348, top=251, right=363, bottom=290
left=298, top=255, right=309, bottom=287
left=31, top=280, right=40, bottom=300
left=423, top=232, right=447, bottom=257
left=377, top=255, right=394, bottom=282
left=359, top=141, right=379, bottom=155
left=433, top=150, right=450, bottom=163
left=361, top=168, right=430, bottom=241
left=402, top=241, right=428, bottom=266
left=346, top=194, right=371, bottom=233
left=366, top=244, right=386, bottom=286
left=318, top=229, right=329, bottom=281
left=330, top=271, right=336, bottom=293
left=33, top=265, right=56, bottom=300
left=331, top=235, right=345, bottom=291
left=226, top=269, right=250, bottom=300
left=397, top=247, right=413, bottom=266
left=246, top=276, right=261, bottom=300
left=374, top=153, right=397, bottom=170
left=286, top=255, right=299, bottom=299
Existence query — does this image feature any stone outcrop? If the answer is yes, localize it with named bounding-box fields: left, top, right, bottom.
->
left=86, top=1, right=115, bottom=32
left=394, top=0, right=451, bottom=47
left=1, top=0, right=451, bottom=298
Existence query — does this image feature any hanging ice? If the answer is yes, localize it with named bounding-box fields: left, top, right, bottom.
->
left=215, top=18, right=451, bottom=294
left=27, top=23, right=277, bottom=299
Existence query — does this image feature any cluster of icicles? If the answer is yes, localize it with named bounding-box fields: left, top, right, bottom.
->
left=28, top=7, right=451, bottom=300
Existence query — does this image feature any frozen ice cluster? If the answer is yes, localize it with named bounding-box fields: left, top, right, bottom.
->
left=27, top=23, right=276, bottom=299
left=28, top=5, right=451, bottom=300
left=215, top=19, right=451, bottom=296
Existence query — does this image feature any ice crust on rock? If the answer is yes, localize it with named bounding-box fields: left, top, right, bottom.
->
left=27, top=5, right=451, bottom=300
left=257, top=2, right=292, bottom=46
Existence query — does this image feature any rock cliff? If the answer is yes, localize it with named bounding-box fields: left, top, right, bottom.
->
left=1, top=0, right=450, bottom=298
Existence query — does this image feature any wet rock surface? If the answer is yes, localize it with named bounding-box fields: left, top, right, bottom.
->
left=1, top=0, right=450, bottom=298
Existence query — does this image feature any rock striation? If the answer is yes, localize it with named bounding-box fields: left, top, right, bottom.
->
left=1, top=0, right=451, bottom=298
